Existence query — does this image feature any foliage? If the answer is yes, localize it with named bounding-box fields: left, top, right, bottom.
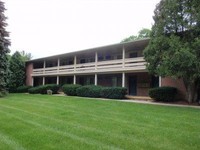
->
left=0, top=89, right=8, bottom=97
left=28, top=86, right=41, bottom=94
left=0, top=1, right=10, bottom=97
left=20, top=50, right=32, bottom=61
left=76, top=85, right=102, bottom=98
left=28, top=84, right=60, bottom=94
left=16, top=86, right=32, bottom=93
left=121, top=28, right=151, bottom=43
left=101, top=87, right=127, bottom=99
left=62, top=84, right=82, bottom=96
left=8, top=51, right=26, bottom=92
left=144, top=0, right=200, bottom=103
left=149, top=86, right=177, bottom=102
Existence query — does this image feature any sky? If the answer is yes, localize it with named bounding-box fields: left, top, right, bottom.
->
left=3, top=0, right=160, bottom=59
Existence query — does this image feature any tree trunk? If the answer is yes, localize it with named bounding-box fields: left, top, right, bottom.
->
left=186, top=81, right=198, bottom=103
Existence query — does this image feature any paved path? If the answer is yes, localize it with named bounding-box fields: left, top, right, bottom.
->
left=54, top=94, right=200, bottom=109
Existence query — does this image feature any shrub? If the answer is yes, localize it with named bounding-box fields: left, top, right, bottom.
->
left=28, top=84, right=60, bottom=94
left=62, top=84, right=82, bottom=96
left=149, top=86, right=177, bottom=102
left=76, top=85, right=102, bottom=98
left=16, top=86, right=32, bottom=93
left=0, top=90, right=8, bottom=97
left=28, top=86, right=41, bottom=94
left=101, top=87, right=127, bottom=99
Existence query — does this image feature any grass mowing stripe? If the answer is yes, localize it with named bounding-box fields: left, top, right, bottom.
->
left=0, top=108, right=123, bottom=150
left=7, top=94, right=200, bottom=122
left=0, top=94, right=200, bottom=150
left=5, top=99, right=198, bottom=133
left=0, top=132, right=26, bottom=150
left=0, top=103, right=151, bottom=144
left=1, top=102, right=199, bottom=150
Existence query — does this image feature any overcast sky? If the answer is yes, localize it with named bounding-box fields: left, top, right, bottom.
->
left=3, top=0, right=160, bottom=59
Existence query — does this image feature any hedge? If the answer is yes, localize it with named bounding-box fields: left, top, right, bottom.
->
left=76, top=85, right=102, bottom=98
left=16, top=86, right=32, bottom=93
left=101, top=87, right=127, bottom=99
left=62, top=84, right=82, bottom=96
left=149, top=86, right=177, bottom=102
left=28, top=84, right=60, bottom=94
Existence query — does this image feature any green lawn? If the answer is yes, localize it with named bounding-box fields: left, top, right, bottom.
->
left=0, top=94, right=199, bottom=150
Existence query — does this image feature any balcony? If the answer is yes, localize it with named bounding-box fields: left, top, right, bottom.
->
left=32, top=57, right=146, bottom=76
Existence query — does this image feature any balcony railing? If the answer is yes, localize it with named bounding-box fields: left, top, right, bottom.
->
left=32, top=57, right=146, bottom=76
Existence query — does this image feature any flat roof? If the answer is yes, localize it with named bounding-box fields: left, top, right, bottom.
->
left=27, top=38, right=150, bottom=63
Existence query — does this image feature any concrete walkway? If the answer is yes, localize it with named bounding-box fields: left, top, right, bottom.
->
left=54, top=94, right=200, bottom=109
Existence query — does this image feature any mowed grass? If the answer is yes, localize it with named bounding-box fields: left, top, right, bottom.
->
left=0, top=94, right=199, bottom=150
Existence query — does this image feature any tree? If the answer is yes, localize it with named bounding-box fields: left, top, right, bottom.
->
left=121, top=28, right=151, bottom=43
left=20, top=50, right=32, bottom=61
left=8, top=51, right=26, bottom=92
left=0, top=1, right=10, bottom=97
left=144, top=0, right=200, bottom=103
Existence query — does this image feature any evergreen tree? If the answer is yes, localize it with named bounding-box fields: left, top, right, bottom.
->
left=0, top=1, right=10, bottom=97
left=8, top=51, right=26, bottom=92
left=144, top=0, right=200, bottom=103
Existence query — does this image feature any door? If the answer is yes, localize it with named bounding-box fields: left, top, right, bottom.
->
left=129, top=76, right=137, bottom=95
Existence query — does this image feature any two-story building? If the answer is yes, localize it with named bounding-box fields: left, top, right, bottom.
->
left=26, top=39, right=186, bottom=98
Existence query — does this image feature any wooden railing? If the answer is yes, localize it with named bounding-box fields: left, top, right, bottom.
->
left=32, top=57, right=146, bottom=76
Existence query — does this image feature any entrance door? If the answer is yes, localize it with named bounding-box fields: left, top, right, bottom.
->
left=129, top=76, right=137, bottom=95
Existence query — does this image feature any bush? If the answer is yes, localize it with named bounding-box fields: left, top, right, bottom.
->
left=28, top=84, right=60, bottom=94
left=101, top=87, right=127, bottom=99
left=149, top=86, right=177, bottom=102
left=0, top=90, right=8, bottom=97
left=76, top=85, right=102, bottom=98
left=16, top=86, right=32, bottom=93
left=62, top=84, right=82, bottom=96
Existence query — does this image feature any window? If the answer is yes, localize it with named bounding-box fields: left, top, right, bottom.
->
left=98, top=55, right=103, bottom=61
left=80, top=59, right=85, bottom=64
left=129, top=52, right=138, bottom=58
left=106, top=55, right=111, bottom=60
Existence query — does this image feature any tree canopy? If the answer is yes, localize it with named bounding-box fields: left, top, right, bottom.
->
left=144, top=0, right=200, bottom=103
left=121, top=28, right=151, bottom=43
left=0, top=1, right=10, bottom=97
left=8, top=51, right=26, bottom=92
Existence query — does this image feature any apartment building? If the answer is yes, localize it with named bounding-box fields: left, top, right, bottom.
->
left=26, top=39, right=186, bottom=98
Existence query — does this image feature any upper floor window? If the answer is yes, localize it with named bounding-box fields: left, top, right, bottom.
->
left=129, top=52, right=138, bottom=58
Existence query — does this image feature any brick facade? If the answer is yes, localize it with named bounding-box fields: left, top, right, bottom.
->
left=161, top=77, right=187, bottom=100
left=26, top=62, right=33, bottom=86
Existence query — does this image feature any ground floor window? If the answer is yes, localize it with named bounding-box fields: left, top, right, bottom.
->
left=98, top=74, right=122, bottom=87
left=59, top=76, right=73, bottom=85
left=45, top=77, right=57, bottom=84
left=33, top=77, right=43, bottom=86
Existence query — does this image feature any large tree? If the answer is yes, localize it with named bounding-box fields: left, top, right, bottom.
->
left=144, top=0, right=200, bottom=103
left=121, top=28, right=151, bottom=43
left=0, top=1, right=10, bottom=97
left=8, top=51, right=26, bottom=92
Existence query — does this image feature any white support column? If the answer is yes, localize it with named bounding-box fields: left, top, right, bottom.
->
left=43, top=60, right=46, bottom=74
left=94, top=74, right=97, bottom=85
left=32, top=77, right=34, bottom=86
left=57, top=58, right=60, bottom=73
left=122, top=72, right=125, bottom=87
left=95, top=52, right=98, bottom=70
left=57, top=58, right=60, bottom=66
left=122, top=46, right=125, bottom=68
left=43, top=60, right=46, bottom=68
left=73, top=75, right=76, bottom=84
left=159, top=76, right=162, bottom=87
left=74, top=55, right=77, bottom=72
left=43, top=77, right=45, bottom=85
left=57, top=76, right=59, bottom=85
